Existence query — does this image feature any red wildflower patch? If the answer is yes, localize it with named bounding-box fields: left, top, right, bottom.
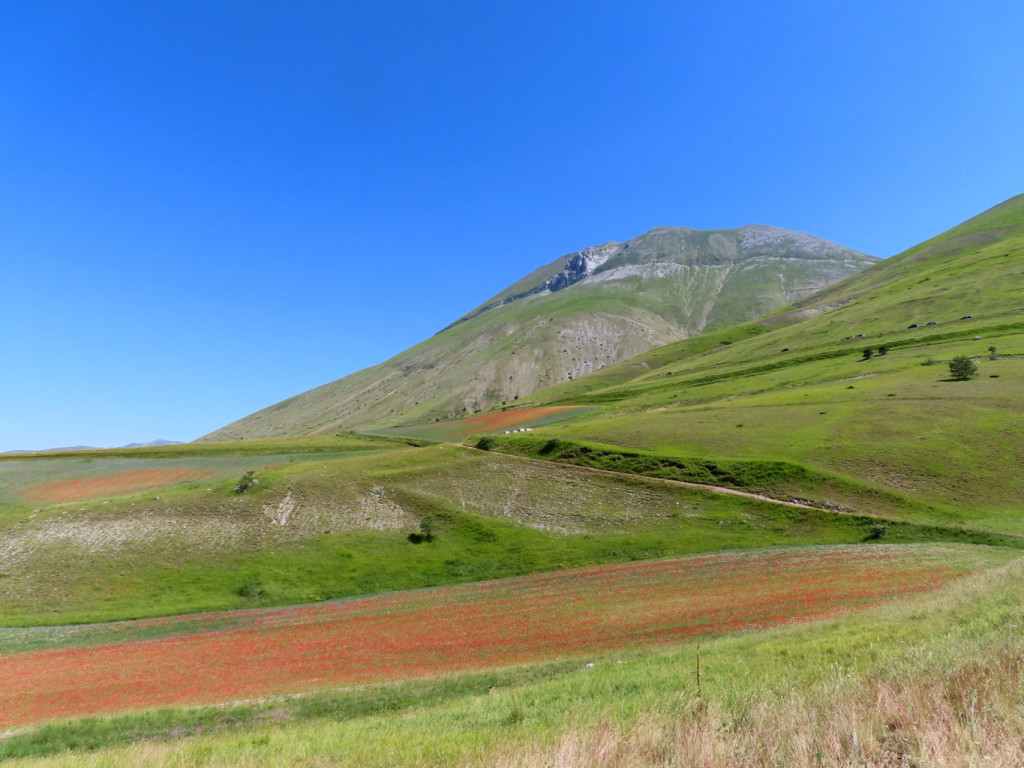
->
left=374, top=406, right=593, bottom=441
left=0, top=546, right=972, bottom=727
left=23, top=468, right=217, bottom=503
left=458, top=406, right=579, bottom=431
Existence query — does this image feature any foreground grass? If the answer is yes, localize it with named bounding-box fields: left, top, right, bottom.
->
left=6, top=549, right=1023, bottom=766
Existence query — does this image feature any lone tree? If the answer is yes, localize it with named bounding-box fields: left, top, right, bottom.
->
left=948, top=355, right=977, bottom=380
left=877, top=344, right=889, bottom=356
left=862, top=347, right=874, bottom=359
left=988, top=345, right=998, bottom=359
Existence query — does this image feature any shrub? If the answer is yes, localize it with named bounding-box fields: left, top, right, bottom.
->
left=866, top=524, right=888, bottom=541
left=877, top=344, right=889, bottom=355
left=237, top=582, right=265, bottom=600
left=476, top=435, right=496, bottom=451
left=234, top=471, right=258, bottom=493
left=948, top=356, right=978, bottom=381
left=539, top=438, right=562, bottom=455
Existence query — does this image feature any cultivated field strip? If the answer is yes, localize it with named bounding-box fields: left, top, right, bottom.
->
left=364, top=406, right=596, bottom=442
left=0, top=543, right=1004, bottom=728
left=0, top=451, right=389, bottom=507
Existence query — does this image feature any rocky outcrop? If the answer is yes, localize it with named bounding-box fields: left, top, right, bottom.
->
left=540, top=245, right=616, bottom=292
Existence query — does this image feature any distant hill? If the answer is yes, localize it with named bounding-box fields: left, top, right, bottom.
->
left=3, top=440, right=181, bottom=455
left=1, top=446, right=100, bottom=455
left=203, top=224, right=875, bottom=440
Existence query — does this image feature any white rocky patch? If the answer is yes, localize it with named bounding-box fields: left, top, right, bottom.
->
left=263, top=490, right=297, bottom=526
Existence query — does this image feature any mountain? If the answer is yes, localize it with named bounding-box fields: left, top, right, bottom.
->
left=203, top=224, right=876, bottom=440
left=121, top=440, right=183, bottom=448
left=525, top=193, right=1024, bottom=405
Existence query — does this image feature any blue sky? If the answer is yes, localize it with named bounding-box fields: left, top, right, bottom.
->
left=2, top=0, right=1022, bottom=450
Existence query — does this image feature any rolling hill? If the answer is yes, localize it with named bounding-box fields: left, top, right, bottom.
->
left=202, top=225, right=875, bottom=440
left=483, top=194, right=1024, bottom=529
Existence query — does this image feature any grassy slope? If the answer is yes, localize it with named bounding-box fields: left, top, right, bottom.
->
left=199, top=290, right=690, bottom=439
left=1, top=443, right=958, bottom=626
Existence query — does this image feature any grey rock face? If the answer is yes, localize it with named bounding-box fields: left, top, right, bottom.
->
left=541, top=245, right=616, bottom=293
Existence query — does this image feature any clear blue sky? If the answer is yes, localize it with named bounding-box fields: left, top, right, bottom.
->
left=2, top=1, right=1022, bottom=450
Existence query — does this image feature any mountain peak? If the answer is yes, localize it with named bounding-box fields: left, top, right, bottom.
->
left=203, top=222, right=877, bottom=441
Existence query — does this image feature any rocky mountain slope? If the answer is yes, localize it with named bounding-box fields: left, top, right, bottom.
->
left=203, top=225, right=876, bottom=440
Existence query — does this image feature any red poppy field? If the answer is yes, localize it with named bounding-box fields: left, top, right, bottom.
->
left=0, top=544, right=988, bottom=728
left=368, top=406, right=596, bottom=441
left=22, top=468, right=218, bottom=504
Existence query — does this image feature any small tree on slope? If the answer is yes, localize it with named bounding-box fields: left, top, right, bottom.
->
left=949, top=356, right=978, bottom=381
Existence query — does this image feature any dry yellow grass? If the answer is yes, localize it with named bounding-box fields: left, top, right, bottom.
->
left=484, top=649, right=1024, bottom=767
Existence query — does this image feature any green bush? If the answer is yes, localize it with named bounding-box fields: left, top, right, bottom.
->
left=866, top=524, right=888, bottom=541
left=237, top=582, right=265, bottom=600
left=539, top=438, right=562, bottom=455
left=234, top=471, right=258, bottom=493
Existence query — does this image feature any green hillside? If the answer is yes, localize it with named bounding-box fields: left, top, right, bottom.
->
left=202, top=225, right=875, bottom=440
left=3, top=440, right=966, bottom=626
left=484, top=194, right=1024, bottom=532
